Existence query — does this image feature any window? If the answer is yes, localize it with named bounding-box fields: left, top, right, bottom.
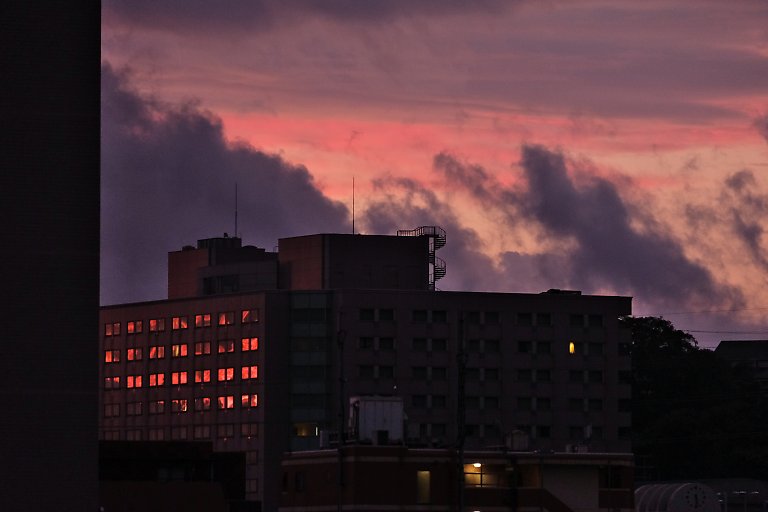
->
left=588, top=370, right=603, bottom=384
left=537, top=425, right=551, bottom=438
left=517, top=397, right=532, bottom=410
left=217, top=367, right=235, bottom=382
left=588, top=398, right=603, bottom=411
left=536, top=313, right=552, bottom=326
left=618, top=426, right=631, bottom=439
left=484, top=396, right=499, bottom=409
left=126, top=430, right=141, bottom=441
left=467, top=339, right=481, bottom=353
left=412, top=338, right=427, bottom=351
left=241, top=365, right=258, bottom=380
left=485, top=311, right=500, bottom=324
left=432, top=367, right=447, bottom=380
left=218, top=424, right=235, bottom=439
left=149, top=318, right=165, bottom=332
left=517, top=369, right=532, bottom=382
left=194, top=425, right=211, bottom=439
left=126, top=402, right=142, bottom=416
left=378, top=365, right=394, bottom=379
left=126, top=375, right=142, bottom=388
left=416, top=470, right=431, bottom=504
left=569, top=341, right=584, bottom=355
left=104, top=322, right=121, bottom=336
left=218, top=340, right=235, bottom=353
left=431, top=395, right=447, bottom=408
left=484, top=339, right=500, bottom=353
left=378, top=337, right=395, bottom=351
left=359, top=337, right=373, bottom=349
left=171, top=399, right=188, bottom=413
left=517, top=312, right=533, bottom=326
left=195, top=341, right=211, bottom=355
left=149, top=345, right=165, bottom=359
left=466, top=368, right=480, bottom=381
left=412, top=395, right=427, bottom=407
left=518, top=341, right=532, bottom=353
left=242, top=423, right=259, bottom=438
left=241, top=308, right=259, bottom=323
left=103, top=403, right=120, bottom=417
left=570, top=314, right=584, bottom=327
left=570, top=370, right=584, bottom=383
left=195, top=369, right=211, bottom=383
left=536, top=369, right=551, bottom=382
left=171, top=344, right=188, bottom=357
left=171, top=426, right=188, bottom=440
left=148, top=428, right=164, bottom=441
left=618, top=342, right=631, bottom=356
left=432, top=310, right=447, bottom=323
left=194, top=396, right=211, bottom=411
left=431, top=338, right=447, bottom=351
left=359, top=308, right=374, bottom=321
left=588, top=314, right=603, bottom=327
left=359, top=365, right=374, bottom=378
left=218, top=311, right=235, bottom=326
left=412, top=309, right=427, bottom=322
left=171, top=371, right=188, bottom=385
left=588, top=342, right=604, bottom=356
left=570, top=426, right=584, bottom=439
left=379, top=308, right=394, bottom=321
left=149, top=400, right=165, bottom=414
left=570, top=398, right=584, bottom=411
left=217, top=395, right=235, bottom=409
left=618, top=370, right=632, bottom=385
left=195, top=314, right=211, bottom=328
left=127, top=320, right=143, bottom=334
left=104, top=376, right=120, bottom=389
left=537, top=397, right=551, bottom=411
left=464, top=463, right=504, bottom=488
left=241, top=337, right=258, bottom=351
left=412, top=367, right=427, bottom=380
left=104, top=350, right=120, bottom=363
left=537, top=341, right=552, bottom=354
left=171, top=316, right=188, bottom=330
left=149, top=373, right=165, bottom=387
left=241, top=394, right=258, bottom=408
left=467, top=311, right=481, bottom=324
left=618, top=398, right=632, bottom=412
left=127, top=348, right=142, bottom=361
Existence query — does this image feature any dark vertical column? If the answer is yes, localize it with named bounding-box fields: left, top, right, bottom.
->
left=0, top=3, right=100, bottom=511
left=456, top=311, right=466, bottom=512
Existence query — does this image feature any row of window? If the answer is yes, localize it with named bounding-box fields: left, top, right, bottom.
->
left=102, top=423, right=260, bottom=441
left=104, top=338, right=259, bottom=363
left=355, top=337, right=626, bottom=356
left=515, top=424, right=631, bottom=440
left=103, top=394, right=259, bottom=417
left=357, top=365, right=607, bottom=384
left=104, top=366, right=259, bottom=389
left=357, top=309, right=605, bottom=327
left=103, top=309, right=260, bottom=336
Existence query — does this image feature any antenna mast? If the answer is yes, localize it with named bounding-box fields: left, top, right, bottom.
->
left=235, top=182, right=238, bottom=238
left=352, top=176, right=355, bottom=235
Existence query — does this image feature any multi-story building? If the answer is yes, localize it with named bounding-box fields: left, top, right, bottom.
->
left=100, top=228, right=632, bottom=511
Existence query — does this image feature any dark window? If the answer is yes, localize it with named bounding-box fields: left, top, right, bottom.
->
left=570, top=314, right=584, bottom=327
left=569, top=398, right=584, bottom=411
left=466, top=311, right=481, bottom=324
left=485, top=311, right=500, bottom=324
left=431, top=424, right=447, bottom=436
left=412, top=367, right=427, bottom=380
left=537, top=425, right=551, bottom=438
left=588, top=342, right=604, bottom=356
left=618, top=399, right=631, bottom=412
left=378, top=337, right=395, bottom=351
left=536, top=313, right=552, bottom=326
left=484, top=368, right=499, bottom=381
left=378, top=365, right=394, bottom=379
left=359, top=308, right=374, bottom=321
left=537, top=341, right=552, bottom=354
left=588, top=314, right=603, bottom=327
left=588, top=370, right=603, bottom=383
left=412, top=395, right=427, bottom=407
left=432, top=310, right=447, bottom=323
left=588, top=398, right=603, bottom=411
left=618, top=370, right=632, bottom=385
left=537, top=397, right=551, bottom=411
left=536, top=369, right=551, bottom=382
left=570, top=426, right=584, bottom=439
left=412, top=338, right=427, bottom=351
left=517, top=313, right=533, bottom=326
left=570, top=370, right=584, bottom=383
left=618, top=343, right=631, bottom=356
left=518, top=341, right=532, bottom=353
left=379, top=308, right=395, bottom=321
left=431, top=338, right=447, bottom=351
left=359, top=337, right=373, bottom=349
left=431, top=367, right=447, bottom=380
left=618, top=426, right=631, bottom=439
left=431, top=395, right=447, bottom=408
left=484, top=339, right=500, bottom=353
left=465, top=368, right=480, bottom=381
left=467, top=339, right=481, bottom=352
left=465, top=396, right=479, bottom=409
left=413, top=310, right=427, bottom=322
left=517, top=397, right=532, bottom=410
left=484, top=396, right=499, bottom=409
left=359, top=365, right=374, bottom=378
left=517, top=369, right=532, bottom=382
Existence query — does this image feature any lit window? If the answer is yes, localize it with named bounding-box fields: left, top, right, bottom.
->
left=126, top=375, right=142, bottom=388
left=126, top=402, right=142, bottom=416
left=104, top=350, right=120, bottom=363
left=241, top=394, right=258, bottom=408
left=149, top=400, right=165, bottom=414
left=127, top=348, right=143, bottom=361
left=149, top=373, right=165, bottom=387
left=149, top=318, right=165, bottom=332
left=463, top=463, right=504, bottom=488
left=149, top=345, right=165, bottom=359
left=194, top=397, right=211, bottom=411
left=218, top=311, right=235, bottom=326
left=171, top=344, right=188, bottom=357
left=217, top=395, right=235, bottom=409
left=241, top=337, right=259, bottom=351
left=241, top=365, right=258, bottom=380
left=127, top=320, right=142, bottom=334
left=195, top=369, right=211, bottom=383
left=194, top=341, right=211, bottom=355
left=104, top=376, right=120, bottom=389
left=569, top=341, right=576, bottom=354
left=241, top=308, right=259, bottom=323
left=194, top=425, right=211, bottom=439
left=103, top=403, right=120, bottom=417
left=104, top=322, right=121, bottom=336
left=171, top=399, right=188, bottom=413
left=218, top=367, right=235, bottom=381
left=416, top=470, right=431, bottom=504
left=218, top=340, right=235, bottom=353
left=172, top=316, right=188, bottom=330
left=195, top=314, right=211, bottom=328
left=171, top=371, right=188, bottom=385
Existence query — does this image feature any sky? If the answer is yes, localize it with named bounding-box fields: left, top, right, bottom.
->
left=101, top=0, right=768, bottom=347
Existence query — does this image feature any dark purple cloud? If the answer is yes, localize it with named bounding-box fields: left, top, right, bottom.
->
left=724, top=170, right=768, bottom=272
left=755, top=113, right=768, bottom=143
left=101, top=63, right=349, bottom=304
left=433, top=145, right=744, bottom=310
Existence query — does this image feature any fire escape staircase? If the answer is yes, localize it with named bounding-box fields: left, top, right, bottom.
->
left=396, top=226, right=447, bottom=290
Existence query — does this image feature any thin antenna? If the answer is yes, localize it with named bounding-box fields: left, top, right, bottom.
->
left=235, top=182, right=238, bottom=238
left=352, top=176, right=355, bottom=235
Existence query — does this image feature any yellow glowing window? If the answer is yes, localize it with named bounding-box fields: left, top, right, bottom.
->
left=241, top=365, right=258, bottom=380
left=241, top=337, right=259, bottom=351
left=569, top=342, right=575, bottom=354
left=241, top=394, right=258, bottom=408
left=172, top=344, right=188, bottom=357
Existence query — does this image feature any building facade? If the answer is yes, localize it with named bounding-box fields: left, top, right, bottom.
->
left=100, top=230, right=632, bottom=511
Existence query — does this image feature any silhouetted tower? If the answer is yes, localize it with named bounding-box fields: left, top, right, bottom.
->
left=396, top=226, right=446, bottom=290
